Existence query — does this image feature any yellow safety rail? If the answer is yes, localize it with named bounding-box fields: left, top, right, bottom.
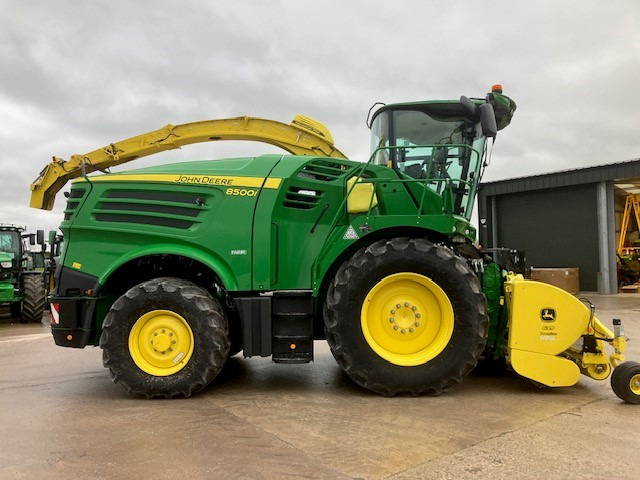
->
left=30, top=115, right=347, bottom=210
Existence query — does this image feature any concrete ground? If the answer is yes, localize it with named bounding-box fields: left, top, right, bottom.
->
left=1, top=294, right=639, bottom=480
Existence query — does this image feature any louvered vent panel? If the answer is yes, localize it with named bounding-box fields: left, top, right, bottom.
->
left=298, top=159, right=352, bottom=182
left=93, top=190, right=206, bottom=229
left=63, top=187, right=87, bottom=221
left=283, top=187, right=324, bottom=210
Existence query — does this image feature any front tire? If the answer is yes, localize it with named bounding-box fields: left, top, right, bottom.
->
left=611, top=361, right=640, bottom=404
left=100, top=277, right=229, bottom=398
left=324, top=238, right=488, bottom=396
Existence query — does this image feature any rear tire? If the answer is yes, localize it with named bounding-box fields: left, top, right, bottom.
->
left=21, top=275, right=46, bottom=323
left=324, top=238, right=488, bottom=396
left=611, top=361, right=640, bottom=404
left=100, top=277, right=229, bottom=398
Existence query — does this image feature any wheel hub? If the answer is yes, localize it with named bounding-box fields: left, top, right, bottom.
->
left=389, top=302, right=421, bottom=333
left=631, top=374, right=640, bottom=395
left=152, top=331, right=173, bottom=353
left=128, top=310, right=194, bottom=376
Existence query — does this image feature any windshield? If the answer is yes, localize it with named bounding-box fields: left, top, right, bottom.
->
left=0, top=232, right=19, bottom=259
left=370, top=107, right=486, bottom=218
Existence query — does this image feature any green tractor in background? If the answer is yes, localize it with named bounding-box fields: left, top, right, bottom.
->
left=0, top=225, right=47, bottom=323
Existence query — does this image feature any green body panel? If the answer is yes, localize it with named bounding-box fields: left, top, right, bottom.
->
left=61, top=155, right=284, bottom=291
left=60, top=155, right=473, bottom=296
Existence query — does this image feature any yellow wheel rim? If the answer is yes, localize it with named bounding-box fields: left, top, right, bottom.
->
left=361, top=272, right=454, bottom=366
left=586, top=363, right=611, bottom=381
left=631, top=374, right=640, bottom=395
left=128, top=309, right=194, bottom=376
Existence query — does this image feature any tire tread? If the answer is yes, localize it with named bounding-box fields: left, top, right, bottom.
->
left=324, top=238, right=488, bottom=396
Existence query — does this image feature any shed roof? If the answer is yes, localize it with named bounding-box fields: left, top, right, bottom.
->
left=479, top=158, right=640, bottom=196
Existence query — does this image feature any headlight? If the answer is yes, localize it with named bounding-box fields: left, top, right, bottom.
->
left=0, top=261, right=11, bottom=268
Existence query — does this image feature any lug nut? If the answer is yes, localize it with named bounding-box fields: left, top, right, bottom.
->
left=162, top=329, right=166, bottom=333
left=168, top=348, right=173, bottom=352
left=389, top=318, right=394, bottom=323
left=416, top=314, right=421, bottom=318
left=391, top=309, right=396, bottom=314
left=401, top=329, right=406, bottom=334
left=393, top=325, right=398, bottom=330
left=412, top=306, right=417, bottom=311
left=172, top=340, right=177, bottom=344
left=396, top=304, right=401, bottom=308
left=153, top=332, right=158, bottom=336
left=404, top=302, right=409, bottom=307
left=415, top=322, right=420, bottom=327
left=169, top=332, right=173, bottom=337
left=409, top=328, right=414, bottom=333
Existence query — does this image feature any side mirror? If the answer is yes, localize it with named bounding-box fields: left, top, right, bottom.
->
left=29, top=234, right=36, bottom=245
left=460, top=96, right=479, bottom=116
left=48, top=231, right=56, bottom=245
left=50, top=233, right=62, bottom=258
left=479, top=103, right=498, bottom=138
left=461, top=96, right=498, bottom=138
left=36, top=229, right=45, bottom=245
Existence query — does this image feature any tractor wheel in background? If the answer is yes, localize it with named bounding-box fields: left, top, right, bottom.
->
left=100, top=277, right=229, bottom=398
left=324, top=237, right=488, bottom=396
left=21, top=274, right=46, bottom=323
left=611, top=361, right=640, bottom=404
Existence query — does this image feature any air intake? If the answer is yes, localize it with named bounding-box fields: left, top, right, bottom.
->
left=298, top=159, right=352, bottom=182
left=283, top=186, right=324, bottom=210
left=63, top=187, right=87, bottom=221
left=93, top=190, right=206, bottom=229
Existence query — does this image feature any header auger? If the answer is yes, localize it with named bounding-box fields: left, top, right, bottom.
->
left=34, top=86, right=640, bottom=404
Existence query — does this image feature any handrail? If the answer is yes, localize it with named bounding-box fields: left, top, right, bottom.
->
left=332, top=144, right=481, bottom=231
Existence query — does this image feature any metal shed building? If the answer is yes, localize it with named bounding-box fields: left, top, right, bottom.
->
left=477, top=159, right=640, bottom=294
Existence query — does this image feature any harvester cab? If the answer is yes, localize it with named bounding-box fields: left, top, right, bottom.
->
left=367, top=85, right=516, bottom=220
left=29, top=86, right=640, bottom=404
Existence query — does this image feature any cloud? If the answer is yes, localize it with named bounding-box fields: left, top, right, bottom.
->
left=1, top=0, right=639, bottom=231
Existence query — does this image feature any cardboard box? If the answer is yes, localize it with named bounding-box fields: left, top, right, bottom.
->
left=530, top=268, right=580, bottom=295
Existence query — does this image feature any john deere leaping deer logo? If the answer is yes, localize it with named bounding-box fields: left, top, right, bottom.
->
left=541, top=308, right=556, bottom=322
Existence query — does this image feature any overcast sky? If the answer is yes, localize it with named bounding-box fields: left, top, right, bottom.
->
left=1, top=0, right=639, bottom=232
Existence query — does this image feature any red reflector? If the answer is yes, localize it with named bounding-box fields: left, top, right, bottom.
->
left=51, top=303, right=60, bottom=324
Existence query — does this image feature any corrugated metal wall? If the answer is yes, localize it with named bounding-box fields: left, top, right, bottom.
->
left=479, top=184, right=599, bottom=290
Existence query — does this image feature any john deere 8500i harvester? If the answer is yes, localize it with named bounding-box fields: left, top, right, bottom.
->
left=30, top=86, right=640, bottom=403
